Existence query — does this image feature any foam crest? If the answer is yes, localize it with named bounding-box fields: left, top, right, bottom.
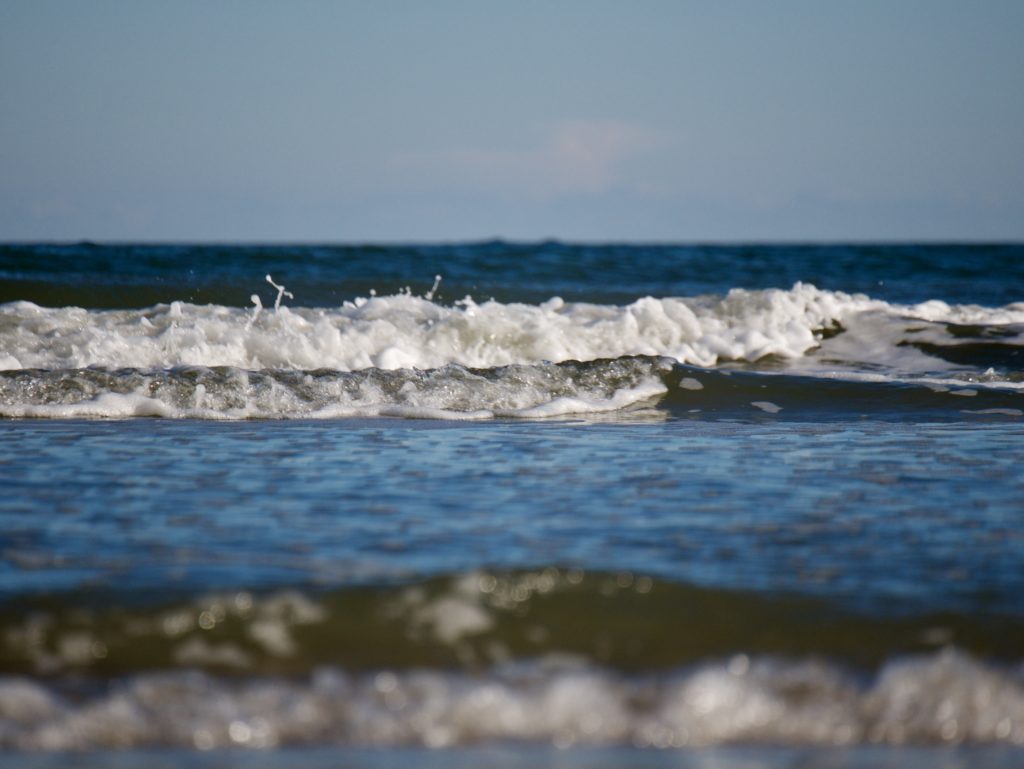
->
left=8, top=283, right=1020, bottom=374
left=1, top=651, right=1022, bottom=750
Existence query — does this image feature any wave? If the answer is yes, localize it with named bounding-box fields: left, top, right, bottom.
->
left=2, top=283, right=1022, bottom=373
left=2, top=284, right=1022, bottom=420
left=3, top=571, right=1024, bottom=750
left=0, top=358, right=668, bottom=419
left=5, top=572, right=1023, bottom=678
left=0, top=357, right=1020, bottom=421
left=2, top=654, right=1023, bottom=750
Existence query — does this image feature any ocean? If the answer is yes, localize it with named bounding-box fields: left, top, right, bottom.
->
left=1, top=242, right=1023, bottom=768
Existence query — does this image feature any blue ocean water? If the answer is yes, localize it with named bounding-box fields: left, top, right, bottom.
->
left=1, top=243, right=1023, bottom=764
left=3, top=418, right=1023, bottom=616
left=2, top=241, right=1023, bottom=308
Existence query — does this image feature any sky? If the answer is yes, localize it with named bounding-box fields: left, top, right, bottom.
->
left=1, top=0, right=1022, bottom=242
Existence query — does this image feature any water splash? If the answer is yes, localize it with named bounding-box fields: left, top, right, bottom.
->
left=265, top=274, right=294, bottom=311
left=424, top=275, right=443, bottom=302
left=246, top=294, right=263, bottom=330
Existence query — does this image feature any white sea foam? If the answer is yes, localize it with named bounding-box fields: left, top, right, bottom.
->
left=1, top=650, right=1023, bottom=750
left=0, top=360, right=670, bottom=420
left=4, top=284, right=1021, bottom=374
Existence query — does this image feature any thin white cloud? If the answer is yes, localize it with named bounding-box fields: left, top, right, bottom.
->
left=390, top=120, right=667, bottom=198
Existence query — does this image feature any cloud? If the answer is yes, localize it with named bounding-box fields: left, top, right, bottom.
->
left=390, top=120, right=667, bottom=199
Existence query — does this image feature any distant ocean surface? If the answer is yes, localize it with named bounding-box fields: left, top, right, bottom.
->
left=1, top=243, right=1023, bottom=768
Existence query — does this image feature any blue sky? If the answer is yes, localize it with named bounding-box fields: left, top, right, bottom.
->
left=1, top=0, right=1022, bottom=241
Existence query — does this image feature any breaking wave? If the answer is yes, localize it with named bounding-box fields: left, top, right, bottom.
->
left=3, top=571, right=1024, bottom=750
left=0, top=358, right=1019, bottom=421
left=1, top=283, right=1022, bottom=373
left=1, top=283, right=1022, bottom=420
left=2, top=653, right=1024, bottom=750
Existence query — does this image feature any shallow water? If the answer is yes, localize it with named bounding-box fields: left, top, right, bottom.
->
left=2, top=417, right=1023, bottom=613
left=1, top=243, right=1023, bottom=762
